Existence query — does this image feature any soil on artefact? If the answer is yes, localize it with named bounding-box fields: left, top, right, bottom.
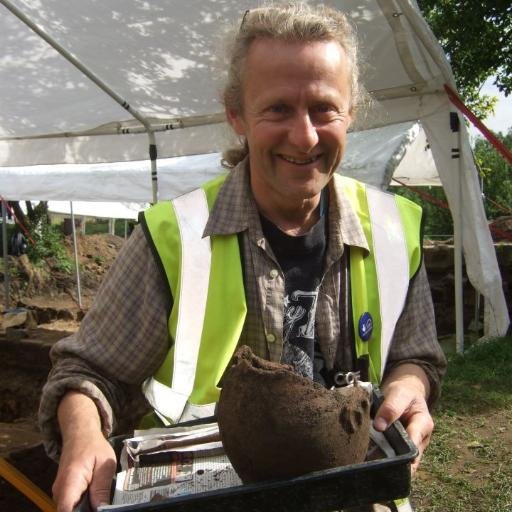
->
left=218, top=346, right=370, bottom=483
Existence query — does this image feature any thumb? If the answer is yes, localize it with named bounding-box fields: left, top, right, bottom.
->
left=88, top=457, right=116, bottom=510
left=373, top=391, right=405, bottom=432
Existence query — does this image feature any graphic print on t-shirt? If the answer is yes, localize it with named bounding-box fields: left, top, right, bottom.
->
left=283, top=289, right=319, bottom=379
left=284, top=290, right=318, bottom=341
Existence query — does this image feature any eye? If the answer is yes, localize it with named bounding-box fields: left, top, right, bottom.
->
left=313, top=103, right=337, bottom=114
left=311, top=104, right=345, bottom=124
left=267, top=103, right=290, bottom=115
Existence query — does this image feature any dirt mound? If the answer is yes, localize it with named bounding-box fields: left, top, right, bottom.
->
left=62, top=233, right=124, bottom=271
left=217, top=346, right=371, bottom=483
left=1, top=233, right=125, bottom=316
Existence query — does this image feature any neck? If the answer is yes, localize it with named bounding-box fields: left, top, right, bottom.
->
left=255, top=193, right=321, bottom=236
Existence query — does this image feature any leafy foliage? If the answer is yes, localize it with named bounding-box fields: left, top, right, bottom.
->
left=8, top=200, right=48, bottom=233
left=473, top=129, right=512, bottom=219
left=394, top=186, right=454, bottom=238
left=84, top=218, right=134, bottom=237
left=6, top=200, right=74, bottom=272
left=27, top=218, right=73, bottom=273
left=418, top=1, right=511, bottom=118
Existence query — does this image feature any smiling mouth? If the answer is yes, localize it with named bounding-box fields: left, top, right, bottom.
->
left=278, top=154, right=321, bottom=165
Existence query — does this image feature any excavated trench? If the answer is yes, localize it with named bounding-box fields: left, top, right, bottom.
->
left=0, top=327, right=61, bottom=512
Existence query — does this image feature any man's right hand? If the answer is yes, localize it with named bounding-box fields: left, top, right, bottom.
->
left=53, top=391, right=116, bottom=512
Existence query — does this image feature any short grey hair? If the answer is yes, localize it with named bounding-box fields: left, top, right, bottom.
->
left=221, top=2, right=364, bottom=168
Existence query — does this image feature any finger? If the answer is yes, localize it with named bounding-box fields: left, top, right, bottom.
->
left=405, top=416, right=433, bottom=474
left=410, top=433, right=429, bottom=474
left=88, top=456, right=116, bottom=510
left=53, top=467, right=90, bottom=512
left=406, top=416, right=432, bottom=451
left=411, top=457, right=420, bottom=475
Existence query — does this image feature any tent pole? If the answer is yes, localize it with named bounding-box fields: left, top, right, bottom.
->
left=70, top=202, right=82, bottom=309
left=450, top=113, right=464, bottom=353
left=149, top=132, right=158, bottom=203
left=444, top=85, right=512, bottom=165
left=0, top=0, right=159, bottom=201
left=2, top=201, right=10, bottom=312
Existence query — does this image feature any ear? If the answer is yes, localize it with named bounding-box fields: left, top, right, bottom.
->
left=225, top=107, right=246, bottom=136
left=347, top=105, right=355, bottom=130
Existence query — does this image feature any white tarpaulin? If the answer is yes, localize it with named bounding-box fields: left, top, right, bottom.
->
left=0, top=0, right=451, bottom=167
left=48, top=201, right=142, bottom=220
left=0, top=122, right=439, bottom=202
left=0, top=0, right=508, bottom=337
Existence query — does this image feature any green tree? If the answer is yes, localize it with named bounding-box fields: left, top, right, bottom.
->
left=473, top=129, right=512, bottom=220
left=8, top=200, right=49, bottom=232
left=6, top=200, right=73, bottom=272
left=394, top=186, right=454, bottom=238
left=417, top=1, right=511, bottom=118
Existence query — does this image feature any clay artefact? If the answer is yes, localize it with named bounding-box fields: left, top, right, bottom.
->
left=217, top=345, right=371, bottom=483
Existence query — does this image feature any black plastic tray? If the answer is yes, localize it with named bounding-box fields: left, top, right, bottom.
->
left=76, top=393, right=417, bottom=512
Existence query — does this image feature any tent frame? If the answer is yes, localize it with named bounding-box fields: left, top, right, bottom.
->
left=1, top=202, right=9, bottom=313
left=1, top=0, right=160, bottom=204
left=0, top=0, right=509, bottom=343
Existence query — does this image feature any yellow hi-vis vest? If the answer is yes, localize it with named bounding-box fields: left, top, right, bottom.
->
left=140, top=174, right=422, bottom=426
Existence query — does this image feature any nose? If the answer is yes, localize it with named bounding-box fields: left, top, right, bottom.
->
left=288, top=113, right=319, bottom=153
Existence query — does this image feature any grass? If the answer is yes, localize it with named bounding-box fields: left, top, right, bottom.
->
left=411, top=336, right=512, bottom=512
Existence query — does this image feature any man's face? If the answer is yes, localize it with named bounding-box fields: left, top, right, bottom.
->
left=227, top=38, right=353, bottom=210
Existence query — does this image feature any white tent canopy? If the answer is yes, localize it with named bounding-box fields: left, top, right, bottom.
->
left=1, top=122, right=439, bottom=202
left=0, top=0, right=454, bottom=167
left=0, top=0, right=508, bottom=339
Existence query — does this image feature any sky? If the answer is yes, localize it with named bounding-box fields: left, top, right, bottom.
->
left=468, top=78, right=511, bottom=140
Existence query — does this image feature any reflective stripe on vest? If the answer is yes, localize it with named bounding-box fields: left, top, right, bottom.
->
left=340, top=177, right=422, bottom=382
left=142, top=175, right=247, bottom=425
left=143, top=188, right=212, bottom=423
left=367, top=186, right=411, bottom=380
left=395, top=498, right=414, bottom=511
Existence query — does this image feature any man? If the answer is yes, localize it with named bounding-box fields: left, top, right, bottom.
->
left=39, top=4, right=446, bottom=512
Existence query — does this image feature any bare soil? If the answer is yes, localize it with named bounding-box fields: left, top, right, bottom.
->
left=0, top=233, right=124, bottom=511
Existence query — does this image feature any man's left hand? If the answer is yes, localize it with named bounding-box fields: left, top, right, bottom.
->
left=372, top=363, right=433, bottom=473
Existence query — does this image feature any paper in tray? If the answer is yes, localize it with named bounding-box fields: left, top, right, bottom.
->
left=77, top=394, right=417, bottom=512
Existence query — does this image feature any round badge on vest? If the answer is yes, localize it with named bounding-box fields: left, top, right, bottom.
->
left=358, top=312, right=373, bottom=341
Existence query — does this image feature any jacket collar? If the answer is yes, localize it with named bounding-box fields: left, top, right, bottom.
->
left=204, top=159, right=255, bottom=237
left=204, top=159, right=369, bottom=255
